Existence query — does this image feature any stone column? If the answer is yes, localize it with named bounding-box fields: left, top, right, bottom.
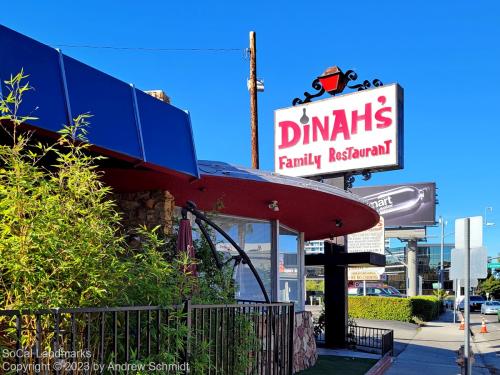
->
left=114, top=190, right=175, bottom=235
left=406, top=239, right=418, bottom=297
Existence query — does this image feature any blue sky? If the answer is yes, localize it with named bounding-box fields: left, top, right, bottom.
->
left=3, top=1, right=500, bottom=255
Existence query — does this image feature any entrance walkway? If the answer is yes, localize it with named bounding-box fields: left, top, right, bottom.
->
left=386, top=311, right=489, bottom=375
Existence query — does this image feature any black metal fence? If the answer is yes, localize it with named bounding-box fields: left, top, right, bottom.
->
left=315, top=324, right=393, bottom=356
left=0, top=301, right=294, bottom=374
left=348, top=325, right=393, bottom=356
left=189, top=302, right=294, bottom=375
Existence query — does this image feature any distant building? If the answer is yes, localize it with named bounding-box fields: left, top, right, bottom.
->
left=305, top=240, right=454, bottom=295
left=305, top=240, right=324, bottom=254
left=386, top=243, right=453, bottom=294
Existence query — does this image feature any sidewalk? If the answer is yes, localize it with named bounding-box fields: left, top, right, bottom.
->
left=386, top=311, right=489, bottom=375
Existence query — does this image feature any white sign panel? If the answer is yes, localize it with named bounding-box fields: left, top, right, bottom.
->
left=449, top=247, right=488, bottom=280
left=274, top=84, right=403, bottom=177
left=453, top=279, right=479, bottom=289
left=347, top=217, right=385, bottom=281
left=455, top=216, right=483, bottom=249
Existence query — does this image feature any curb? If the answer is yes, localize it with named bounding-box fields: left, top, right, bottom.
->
left=365, top=353, right=393, bottom=375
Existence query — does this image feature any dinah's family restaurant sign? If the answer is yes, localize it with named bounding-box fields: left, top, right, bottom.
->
left=274, top=68, right=404, bottom=178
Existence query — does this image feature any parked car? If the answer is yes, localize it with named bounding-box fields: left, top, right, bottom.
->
left=458, top=295, right=486, bottom=311
left=348, top=286, right=403, bottom=298
left=481, top=301, right=500, bottom=315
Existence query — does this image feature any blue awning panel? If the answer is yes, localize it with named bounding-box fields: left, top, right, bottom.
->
left=0, top=25, right=199, bottom=178
left=62, top=55, right=142, bottom=160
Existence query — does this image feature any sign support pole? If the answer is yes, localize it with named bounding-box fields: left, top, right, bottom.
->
left=464, top=218, right=471, bottom=375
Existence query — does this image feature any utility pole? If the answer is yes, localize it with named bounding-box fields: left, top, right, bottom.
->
left=249, top=31, right=259, bottom=169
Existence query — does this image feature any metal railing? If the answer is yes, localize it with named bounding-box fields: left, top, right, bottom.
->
left=189, top=302, right=294, bottom=375
left=348, top=325, right=394, bottom=356
left=0, top=301, right=294, bottom=374
left=314, top=324, right=393, bottom=356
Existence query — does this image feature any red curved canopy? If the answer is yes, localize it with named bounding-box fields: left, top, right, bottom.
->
left=102, top=161, right=379, bottom=241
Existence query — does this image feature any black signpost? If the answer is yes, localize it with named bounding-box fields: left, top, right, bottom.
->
left=292, top=66, right=390, bottom=348
left=306, top=238, right=385, bottom=347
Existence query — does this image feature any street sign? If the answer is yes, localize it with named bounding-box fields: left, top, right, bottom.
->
left=450, top=216, right=487, bottom=280
left=453, top=279, right=479, bottom=288
left=488, top=263, right=500, bottom=269
left=455, top=216, right=483, bottom=249
left=450, top=247, right=488, bottom=280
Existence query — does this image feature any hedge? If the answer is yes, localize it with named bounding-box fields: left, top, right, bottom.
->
left=306, top=280, right=324, bottom=292
left=409, top=296, right=440, bottom=321
left=348, top=296, right=413, bottom=322
left=348, top=296, right=441, bottom=322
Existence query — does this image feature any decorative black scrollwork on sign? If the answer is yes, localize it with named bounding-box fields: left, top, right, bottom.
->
left=292, top=67, right=383, bottom=106
left=344, top=174, right=356, bottom=190
left=292, top=78, right=325, bottom=106
left=348, top=78, right=384, bottom=92
left=361, top=170, right=372, bottom=181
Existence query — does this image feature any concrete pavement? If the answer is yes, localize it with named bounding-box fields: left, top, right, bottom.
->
left=470, top=312, right=500, bottom=374
left=384, top=310, right=490, bottom=375
left=354, top=318, right=419, bottom=356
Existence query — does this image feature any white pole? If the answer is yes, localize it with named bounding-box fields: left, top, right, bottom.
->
left=464, top=218, right=471, bottom=375
left=363, top=280, right=366, bottom=296
left=453, top=279, right=457, bottom=323
left=440, top=216, right=445, bottom=288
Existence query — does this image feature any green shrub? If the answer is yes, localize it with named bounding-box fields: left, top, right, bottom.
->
left=0, top=71, right=249, bottom=374
left=410, top=296, right=440, bottom=321
left=348, top=296, right=441, bottom=322
left=348, top=296, right=413, bottom=322
left=306, top=279, right=324, bottom=292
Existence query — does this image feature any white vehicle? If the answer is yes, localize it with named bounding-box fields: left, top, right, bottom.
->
left=481, top=301, right=500, bottom=315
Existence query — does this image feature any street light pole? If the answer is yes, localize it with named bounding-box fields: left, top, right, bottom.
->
left=484, top=206, right=495, bottom=227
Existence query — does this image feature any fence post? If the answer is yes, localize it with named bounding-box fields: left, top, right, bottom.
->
left=184, top=300, right=192, bottom=369
left=288, top=303, right=295, bottom=375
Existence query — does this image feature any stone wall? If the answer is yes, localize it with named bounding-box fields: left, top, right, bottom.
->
left=293, top=311, right=317, bottom=372
left=114, top=190, right=175, bottom=235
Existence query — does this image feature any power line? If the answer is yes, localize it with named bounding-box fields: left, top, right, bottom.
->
left=53, top=44, right=244, bottom=53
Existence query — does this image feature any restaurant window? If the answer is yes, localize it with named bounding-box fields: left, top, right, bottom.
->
left=279, top=225, right=300, bottom=306
left=211, top=215, right=272, bottom=302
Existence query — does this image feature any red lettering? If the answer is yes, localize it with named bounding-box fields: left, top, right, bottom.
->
left=329, top=148, right=336, bottom=162
left=312, top=116, right=329, bottom=142
left=331, top=110, right=350, bottom=141
left=278, top=121, right=301, bottom=149
left=375, top=107, right=393, bottom=128
left=303, top=124, right=310, bottom=145
left=352, top=103, right=372, bottom=133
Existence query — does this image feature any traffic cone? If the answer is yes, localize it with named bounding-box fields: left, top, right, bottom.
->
left=480, top=318, right=488, bottom=334
left=459, top=317, right=465, bottom=330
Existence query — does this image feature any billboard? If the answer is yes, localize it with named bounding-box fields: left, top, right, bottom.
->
left=352, top=182, right=436, bottom=228
left=274, top=84, right=404, bottom=178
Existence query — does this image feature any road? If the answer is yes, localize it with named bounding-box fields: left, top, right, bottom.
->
left=469, top=311, right=500, bottom=374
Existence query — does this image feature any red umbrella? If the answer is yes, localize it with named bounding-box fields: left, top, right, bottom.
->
left=176, top=208, right=197, bottom=275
